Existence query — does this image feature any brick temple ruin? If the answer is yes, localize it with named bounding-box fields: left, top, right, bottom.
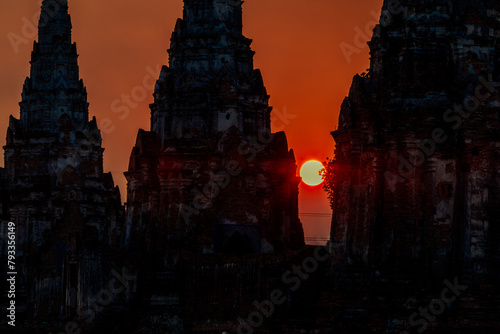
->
left=322, top=0, right=500, bottom=332
left=1, top=0, right=500, bottom=333
left=122, top=0, right=305, bottom=258
left=329, top=0, right=500, bottom=285
left=0, top=0, right=124, bottom=326
left=121, top=0, right=305, bottom=331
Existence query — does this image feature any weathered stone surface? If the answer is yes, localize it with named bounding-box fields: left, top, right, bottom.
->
left=122, top=1, right=304, bottom=332
left=123, top=0, right=304, bottom=258
left=4, top=0, right=499, bottom=333
left=328, top=0, right=500, bottom=285
left=0, top=0, right=124, bottom=325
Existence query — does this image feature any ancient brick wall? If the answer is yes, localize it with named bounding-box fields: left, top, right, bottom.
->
left=329, top=0, right=500, bottom=285
left=0, top=0, right=124, bottom=324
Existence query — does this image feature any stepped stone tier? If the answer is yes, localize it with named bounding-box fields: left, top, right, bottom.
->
left=123, top=0, right=305, bottom=257
left=328, top=0, right=500, bottom=285
left=122, top=1, right=304, bottom=331
left=1, top=0, right=123, bottom=323
left=4, top=0, right=499, bottom=333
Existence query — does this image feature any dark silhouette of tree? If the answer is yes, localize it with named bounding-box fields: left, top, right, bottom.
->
left=321, top=157, right=337, bottom=211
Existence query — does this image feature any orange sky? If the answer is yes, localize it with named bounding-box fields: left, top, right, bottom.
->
left=0, top=0, right=383, bottom=244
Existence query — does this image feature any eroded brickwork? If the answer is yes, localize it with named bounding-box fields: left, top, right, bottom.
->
left=329, top=0, right=500, bottom=285
left=123, top=0, right=304, bottom=260
left=122, top=1, right=305, bottom=332
left=0, top=0, right=124, bottom=323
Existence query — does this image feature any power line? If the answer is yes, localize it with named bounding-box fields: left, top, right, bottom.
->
left=305, top=236, right=330, bottom=238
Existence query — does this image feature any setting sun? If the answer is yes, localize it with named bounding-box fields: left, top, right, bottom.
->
left=300, top=160, right=324, bottom=186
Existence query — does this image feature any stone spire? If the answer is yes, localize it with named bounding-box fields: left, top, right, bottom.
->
left=181, top=0, right=243, bottom=34
left=19, top=0, right=89, bottom=132
left=123, top=3, right=303, bottom=329
left=328, top=0, right=500, bottom=284
left=39, top=0, right=71, bottom=44
left=2, top=0, right=124, bottom=321
left=125, top=0, right=304, bottom=256
left=151, top=0, right=270, bottom=141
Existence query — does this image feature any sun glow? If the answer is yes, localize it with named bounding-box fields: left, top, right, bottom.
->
left=300, top=160, right=324, bottom=186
